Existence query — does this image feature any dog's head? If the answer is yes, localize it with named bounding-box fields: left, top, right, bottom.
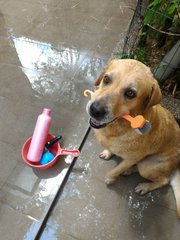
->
left=86, top=59, right=162, bottom=129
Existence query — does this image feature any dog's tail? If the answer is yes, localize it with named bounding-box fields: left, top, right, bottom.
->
left=170, top=168, right=180, bottom=218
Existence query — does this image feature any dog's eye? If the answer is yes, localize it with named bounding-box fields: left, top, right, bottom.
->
left=124, top=89, right=136, bottom=99
left=103, top=75, right=111, bottom=85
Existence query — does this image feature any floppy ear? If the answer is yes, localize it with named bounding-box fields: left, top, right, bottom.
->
left=144, top=80, right=162, bottom=111
left=95, top=71, right=105, bottom=86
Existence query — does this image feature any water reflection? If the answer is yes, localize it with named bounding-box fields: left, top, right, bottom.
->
left=12, top=36, right=83, bottom=72
left=10, top=35, right=106, bottom=102
left=11, top=36, right=83, bottom=101
left=23, top=168, right=68, bottom=239
left=39, top=218, right=59, bottom=240
left=127, top=189, right=158, bottom=226
left=23, top=220, right=40, bottom=240
left=24, top=218, right=59, bottom=240
left=34, top=168, right=69, bottom=203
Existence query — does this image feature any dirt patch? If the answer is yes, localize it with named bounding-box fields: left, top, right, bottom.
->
left=161, top=74, right=180, bottom=99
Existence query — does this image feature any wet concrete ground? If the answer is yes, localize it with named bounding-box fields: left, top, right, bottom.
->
left=0, top=0, right=179, bottom=239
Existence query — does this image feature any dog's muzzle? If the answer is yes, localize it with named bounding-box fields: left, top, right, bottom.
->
left=89, top=102, right=107, bottom=120
left=87, top=101, right=117, bottom=129
left=88, top=102, right=108, bottom=129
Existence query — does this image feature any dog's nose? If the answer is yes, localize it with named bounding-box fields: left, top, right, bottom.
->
left=90, top=102, right=107, bottom=120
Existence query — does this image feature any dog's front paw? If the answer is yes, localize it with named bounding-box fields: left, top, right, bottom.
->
left=105, top=173, right=116, bottom=185
left=99, top=149, right=113, bottom=160
left=135, top=183, right=150, bottom=195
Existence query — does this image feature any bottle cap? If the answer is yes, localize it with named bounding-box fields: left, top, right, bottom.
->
left=43, top=108, right=52, bottom=115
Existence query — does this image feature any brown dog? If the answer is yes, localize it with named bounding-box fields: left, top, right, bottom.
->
left=86, top=59, right=180, bottom=217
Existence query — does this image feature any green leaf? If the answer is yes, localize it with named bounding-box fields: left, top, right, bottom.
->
left=144, top=10, right=154, bottom=25
left=148, top=0, right=163, bottom=8
left=166, top=4, right=176, bottom=15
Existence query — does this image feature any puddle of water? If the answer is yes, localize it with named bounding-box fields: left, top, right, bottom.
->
left=8, top=35, right=84, bottom=101
left=23, top=220, right=41, bottom=240
left=23, top=217, right=58, bottom=240
left=6, top=34, right=107, bottom=105
left=39, top=218, right=59, bottom=240
left=127, top=189, right=161, bottom=240
left=128, top=190, right=152, bottom=225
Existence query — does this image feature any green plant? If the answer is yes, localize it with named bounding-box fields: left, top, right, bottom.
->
left=144, top=0, right=179, bottom=27
left=131, top=0, right=180, bottom=66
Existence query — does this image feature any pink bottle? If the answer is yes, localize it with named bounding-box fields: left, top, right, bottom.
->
left=27, top=108, right=52, bottom=162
